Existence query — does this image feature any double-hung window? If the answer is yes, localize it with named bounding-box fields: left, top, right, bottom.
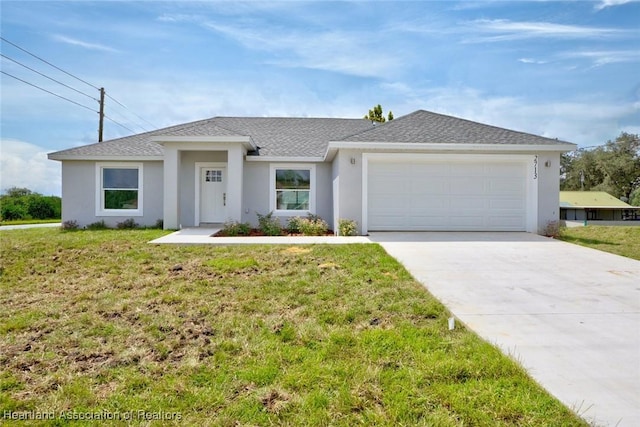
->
left=96, top=163, right=143, bottom=216
left=270, top=164, right=315, bottom=214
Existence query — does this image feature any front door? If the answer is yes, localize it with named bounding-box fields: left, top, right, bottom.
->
left=200, top=167, right=226, bottom=223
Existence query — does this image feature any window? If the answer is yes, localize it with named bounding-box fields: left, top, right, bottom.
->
left=96, top=163, right=143, bottom=216
left=270, top=165, right=315, bottom=213
left=205, top=170, right=222, bottom=182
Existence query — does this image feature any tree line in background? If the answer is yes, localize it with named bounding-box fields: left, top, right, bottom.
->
left=561, top=132, right=640, bottom=206
left=0, top=187, right=61, bottom=221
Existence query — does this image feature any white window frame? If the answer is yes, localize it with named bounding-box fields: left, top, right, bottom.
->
left=269, top=164, right=316, bottom=215
left=95, top=162, right=144, bottom=216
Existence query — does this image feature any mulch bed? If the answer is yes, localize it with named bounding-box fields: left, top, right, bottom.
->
left=213, top=229, right=334, bottom=237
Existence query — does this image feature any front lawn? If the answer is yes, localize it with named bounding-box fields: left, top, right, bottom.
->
left=558, top=225, right=640, bottom=261
left=0, top=229, right=586, bottom=426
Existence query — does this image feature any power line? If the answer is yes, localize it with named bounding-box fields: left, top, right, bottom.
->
left=104, top=114, right=136, bottom=134
left=105, top=93, right=157, bottom=130
left=1, top=37, right=157, bottom=137
left=103, top=99, right=149, bottom=133
left=1, top=70, right=97, bottom=113
left=1, top=36, right=100, bottom=91
left=1, top=53, right=98, bottom=102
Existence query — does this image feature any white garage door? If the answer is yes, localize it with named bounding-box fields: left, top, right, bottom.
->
left=367, top=158, right=528, bottom=231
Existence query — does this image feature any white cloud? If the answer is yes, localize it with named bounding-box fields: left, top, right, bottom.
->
left=0, top=139, right=61, bottom=196
left=466, top=19, right=624, bottom=42
left=380, top=84, right=639, bottom=147
left=595, top=0, right=639, bottom=11
left=200, top=22, right=402, bottom=78
left=52, top=34, right=119, bottom=53
left=518, top=57, right=548, bottom=64
left=562, top=50, right=640, bottom=66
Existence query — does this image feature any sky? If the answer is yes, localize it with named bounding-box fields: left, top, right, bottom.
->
left=1, top=0, right=639, bottom=197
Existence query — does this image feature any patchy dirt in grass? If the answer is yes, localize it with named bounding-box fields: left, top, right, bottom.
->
left=281, top=246, right=312, bottom=255
left=261, top=389, right=291, bottom=414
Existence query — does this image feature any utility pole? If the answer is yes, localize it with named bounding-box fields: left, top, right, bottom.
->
left=98, top=87, right=105, bottom=142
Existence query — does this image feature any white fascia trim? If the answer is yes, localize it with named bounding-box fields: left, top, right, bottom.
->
left=327, top=141, right=577, bottom=153
left=152, top=135, right=257, bottom=151
left=246, top=156, right=325, bottom=162
left=48, top=155, right=163, bottom=161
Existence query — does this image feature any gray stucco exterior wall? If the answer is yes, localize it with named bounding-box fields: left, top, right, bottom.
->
left=61, top=160, right=163, bottom=228
left=242, top=161, right=334, bottom=229
left=536, top=153, right=562, bottom=233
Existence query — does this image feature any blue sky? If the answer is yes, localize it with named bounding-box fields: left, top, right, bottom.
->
left=1, top=0, right=639, bottom=196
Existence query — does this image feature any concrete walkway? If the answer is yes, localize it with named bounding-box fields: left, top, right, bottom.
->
left=0, top=223, right=61, bottom=230
left=149, top=227, right=372, bottom=244
left=369, top=232, right=640, bottom=427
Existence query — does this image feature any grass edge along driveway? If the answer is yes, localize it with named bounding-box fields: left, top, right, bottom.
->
left=558, top=225, right=640, bottom=261
left=0, top=228, right=587, bottom=426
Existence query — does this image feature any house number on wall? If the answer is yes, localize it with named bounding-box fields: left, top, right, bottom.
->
left=533, top=155, right=538, bottom=180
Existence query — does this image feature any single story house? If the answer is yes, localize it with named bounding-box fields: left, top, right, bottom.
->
left=48, top=110, right=576, bottom=234
left=560, top=191, right=640, bottom=222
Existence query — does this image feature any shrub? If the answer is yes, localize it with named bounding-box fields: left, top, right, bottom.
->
left=87, top=220, right=109, bottom=230
left=338, top=219, right=358, bottom=236
left=27, top=196, right=56, bottom=219
left=298, top=216, right=329, bottom=236
left=542, top=220, right=560, bottom=238
left=116, top=218, right=139, bottom=229
left=256, top=211, right=282, bottom=236
left=221, top=220, right=251, bottom=236
left=287, top=216, right=303, bottom=234
left=154, top=219, right=164, bottom=229
left=61, top=220, right=79, bottom=231
left=0, top=200, right=28, bottom=221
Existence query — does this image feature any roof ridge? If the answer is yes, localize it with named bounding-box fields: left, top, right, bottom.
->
left=335, top=111, right=420, bottom=140
left=416, top=109, right=569, bottom=144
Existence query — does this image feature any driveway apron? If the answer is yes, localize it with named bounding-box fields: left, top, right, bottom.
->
left=369, top=232, right=640, bottom=427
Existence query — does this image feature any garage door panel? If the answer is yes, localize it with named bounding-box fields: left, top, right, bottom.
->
left=450, top=163, right=485, bottom=175
left=488, top=216, right=525, bottom=228
left=450, top=178, right=485, bottom=194
left=489, top=198, right=525, bottom=209
left=410, top=179, right=448, bottom=194
left=489, top=179, right=525, bottom=193
left=368, top=158, right=528, bottom=231
left=412, top=196, right=449, bottom=210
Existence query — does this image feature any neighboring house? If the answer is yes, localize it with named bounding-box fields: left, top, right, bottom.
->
left=48, top=110, right=576, bottom=234
left=560, top=191, right=640, bottom=222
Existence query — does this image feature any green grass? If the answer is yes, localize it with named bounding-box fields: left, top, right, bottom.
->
left=558, top=225, right=640, bottom=260
left=0, top=229, right=587, bottom=426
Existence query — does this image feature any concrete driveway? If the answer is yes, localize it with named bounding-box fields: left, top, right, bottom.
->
left=369, top=232, right=640, bottom=427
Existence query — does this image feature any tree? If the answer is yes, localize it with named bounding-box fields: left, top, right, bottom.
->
left=594, top=132, right=640, bottom=200
left=364, top=104, right=394, bottom=123
left=561, top=132, right=640, bottom=200
left=5, top=187, right=32, bottom=197
left=0, top=187, right=61, bottom=221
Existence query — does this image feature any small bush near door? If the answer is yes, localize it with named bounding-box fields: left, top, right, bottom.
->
left=256, top=211, right=283, bottom=236
left=298, top=217, right=329, bottom=236
left=221, top=221, right=251, bottom=236
left=338, top=219, right=358, bottom=236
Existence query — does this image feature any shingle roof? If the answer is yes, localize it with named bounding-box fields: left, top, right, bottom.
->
left=213, top=117, right=374, bottom=157
left=342, top=110, right=570, bottom=145
left=48, top=110, right=571, bottom=160
left=560, top=191, right=633, bottom=208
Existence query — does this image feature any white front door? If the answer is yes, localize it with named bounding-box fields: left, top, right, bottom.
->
left=200, top=167, right=226, bottom=223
